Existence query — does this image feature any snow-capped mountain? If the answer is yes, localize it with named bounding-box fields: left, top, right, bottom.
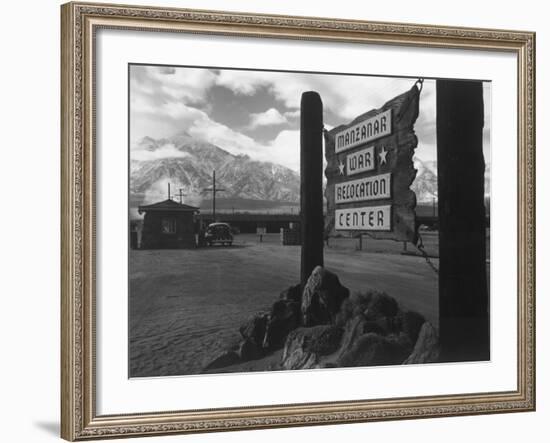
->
left=130, top=133, right=300, bottom=207
left=130, top=134, right=490, bottom=211
left=411, top=157, right=491, bottom=203
left=412, top=158, right=438, bottom=203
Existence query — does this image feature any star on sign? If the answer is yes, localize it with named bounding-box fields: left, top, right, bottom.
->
left=379, top=146, right=388, bottom=165
left=338, top=160, right=346, bottom=175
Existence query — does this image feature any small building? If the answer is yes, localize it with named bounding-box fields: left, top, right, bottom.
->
left=138, top=199, right=200, bottom=249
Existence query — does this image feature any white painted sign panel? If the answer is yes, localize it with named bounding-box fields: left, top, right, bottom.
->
left=335, top=205, right=392, bottom=231
left=335, top=173, right=391, bottom=204
left=335, top=109, right=392, bottom=153
left=346, top=146, right=375, bottom=176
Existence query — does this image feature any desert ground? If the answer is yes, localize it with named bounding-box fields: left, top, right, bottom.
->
left=129, top=232, right=441, bottom=377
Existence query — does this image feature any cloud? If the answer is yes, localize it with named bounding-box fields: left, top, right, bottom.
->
left=131, top=65, right=216, bottom=105
left=248, top=108, right=288, bottom=129
left=188, top=115, right=260, bottom=156
left=132, top=143, right=191, bottom=161
left=213, top=69, right=430, bottom=123
left=215, top=70, right=270, bottom=95
left=259, top=130, right=300, bottom=171
left=130, top=65, right=450, bottom=172
left=159, top=67, right=176, bottom=74
left=284, top=109, right=300, bottom=119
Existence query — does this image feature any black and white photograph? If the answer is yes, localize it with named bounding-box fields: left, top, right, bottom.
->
left=2, top=0, right=544, bottom=441
left=128, top=64, right=491, bottom=378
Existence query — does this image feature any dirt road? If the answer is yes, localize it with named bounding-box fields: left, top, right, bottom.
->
left=129, top=234, right=438, bottom=377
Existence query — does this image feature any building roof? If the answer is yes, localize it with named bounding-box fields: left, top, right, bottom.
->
left=138, top=199, right=200, bottom=214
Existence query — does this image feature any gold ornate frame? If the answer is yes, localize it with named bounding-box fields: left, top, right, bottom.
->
left=60, top=1, right=536, bottom=440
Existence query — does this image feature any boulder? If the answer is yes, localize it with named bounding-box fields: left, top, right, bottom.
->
left=301, top=266, right=350, bottom=326
left=239, top=312, right=269, bottom=346
left=338, top=332, right=413, bottom=367
left=335, top=290, right=398, bottom=326
left=281, top=325, right=344, bottom=370
left=337, top=316, right=368, bottom=359
left=263, top=299, right=301, bottom=350
left=363, top=292, right=399, bottom=320
left=202, top=350, right=240, bottom=372
left=403, top=322, right=440, bottom=364
left=280, top=284, right=302, bottom=303
left=238, top=338, right=263, bottom=361
left=398, top=310, right=426, bottom=345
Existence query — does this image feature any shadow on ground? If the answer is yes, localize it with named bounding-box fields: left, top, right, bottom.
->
left=34, top=421, right=59, bottom=436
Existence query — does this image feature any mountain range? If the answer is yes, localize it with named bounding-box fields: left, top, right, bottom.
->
left=130, top=133, right=300, bottom=210
left=412, top=158, right=438, bottom=203
left=411, top=157, right=491, bottom=203
left=130, top=133, right=488, bottom=212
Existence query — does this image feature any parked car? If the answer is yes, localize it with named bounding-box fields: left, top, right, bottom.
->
left=204, top=222, right=233, bottom=246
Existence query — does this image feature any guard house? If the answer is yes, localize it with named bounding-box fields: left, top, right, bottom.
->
left=138, top=199, right=200, bottom=249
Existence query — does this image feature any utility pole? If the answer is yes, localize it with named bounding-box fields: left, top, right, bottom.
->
left=203, top=170, right=226, bottom=222
left=178, top=188, right=187, bottom=204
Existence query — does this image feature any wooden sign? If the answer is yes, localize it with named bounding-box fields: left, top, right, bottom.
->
left=335, top=109, right=392, bottom=153
left=325, top=84, right=420, bottom=243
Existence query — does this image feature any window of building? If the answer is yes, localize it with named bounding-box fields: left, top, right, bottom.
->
left=161, top=217, right=176, bottom=234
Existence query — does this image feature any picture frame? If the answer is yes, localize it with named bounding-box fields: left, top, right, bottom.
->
left=61, top=1, right=536, bottom=440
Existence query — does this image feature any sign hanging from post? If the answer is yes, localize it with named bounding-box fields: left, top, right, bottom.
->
left=324, top=83, right=421, bottom=243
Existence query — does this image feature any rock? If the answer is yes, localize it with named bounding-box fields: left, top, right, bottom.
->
left=398, top=310, right=426, bottom=344
left=282, top=341, right=318, bottom=370
left=362, top=321, right=387, bottom=335
left=308, top=325, right=344, bottom=355
left=335, top=290, right=399, bottom=325
left=239, top=312, right=269, bottom=346
left=238, top=338, right=263, bottom=361
left=363, top=292, right=399, bottom=320
left=202, top=351, right=240, bottom=372
left=301, top=266, right=350, bottom=326
left=403, top=322, right=440, bottom=364
left=337, top=316, right=368, bottom=359
left=338, top=332, right=413, bottom=367
left=280, top=284, right=302, bottom=303
left=263, top=299, right=301, bottom=350
left=315, top=362, right=338, bottom=369
left=281, top=325, right=344, bottom=370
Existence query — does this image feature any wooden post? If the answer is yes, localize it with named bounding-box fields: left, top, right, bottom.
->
left=436, top=79, right=489, bottom=362
left=212, top=170, right=216, bottom=221
left=300, top=91, right=324, bottom=287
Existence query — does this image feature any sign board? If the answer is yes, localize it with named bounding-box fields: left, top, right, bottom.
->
left=335, top=173, right=391, bottom=204
left=324, top=85, right=420, bottom=243
left=346, top=146, right=376, bottom=176
left=335, top=109, right=392, bottom=153
left=335, top=205, right=392, bottom=231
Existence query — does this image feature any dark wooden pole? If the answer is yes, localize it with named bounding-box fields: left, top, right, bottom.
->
left=212, top=170, right=216, bottom=221
left=300, top=91, right=324, bottom=287
left=436, top=79, right=489, bottom=362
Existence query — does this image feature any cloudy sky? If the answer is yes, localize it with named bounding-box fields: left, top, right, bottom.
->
left=130, top=65, right=491, bottom=172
